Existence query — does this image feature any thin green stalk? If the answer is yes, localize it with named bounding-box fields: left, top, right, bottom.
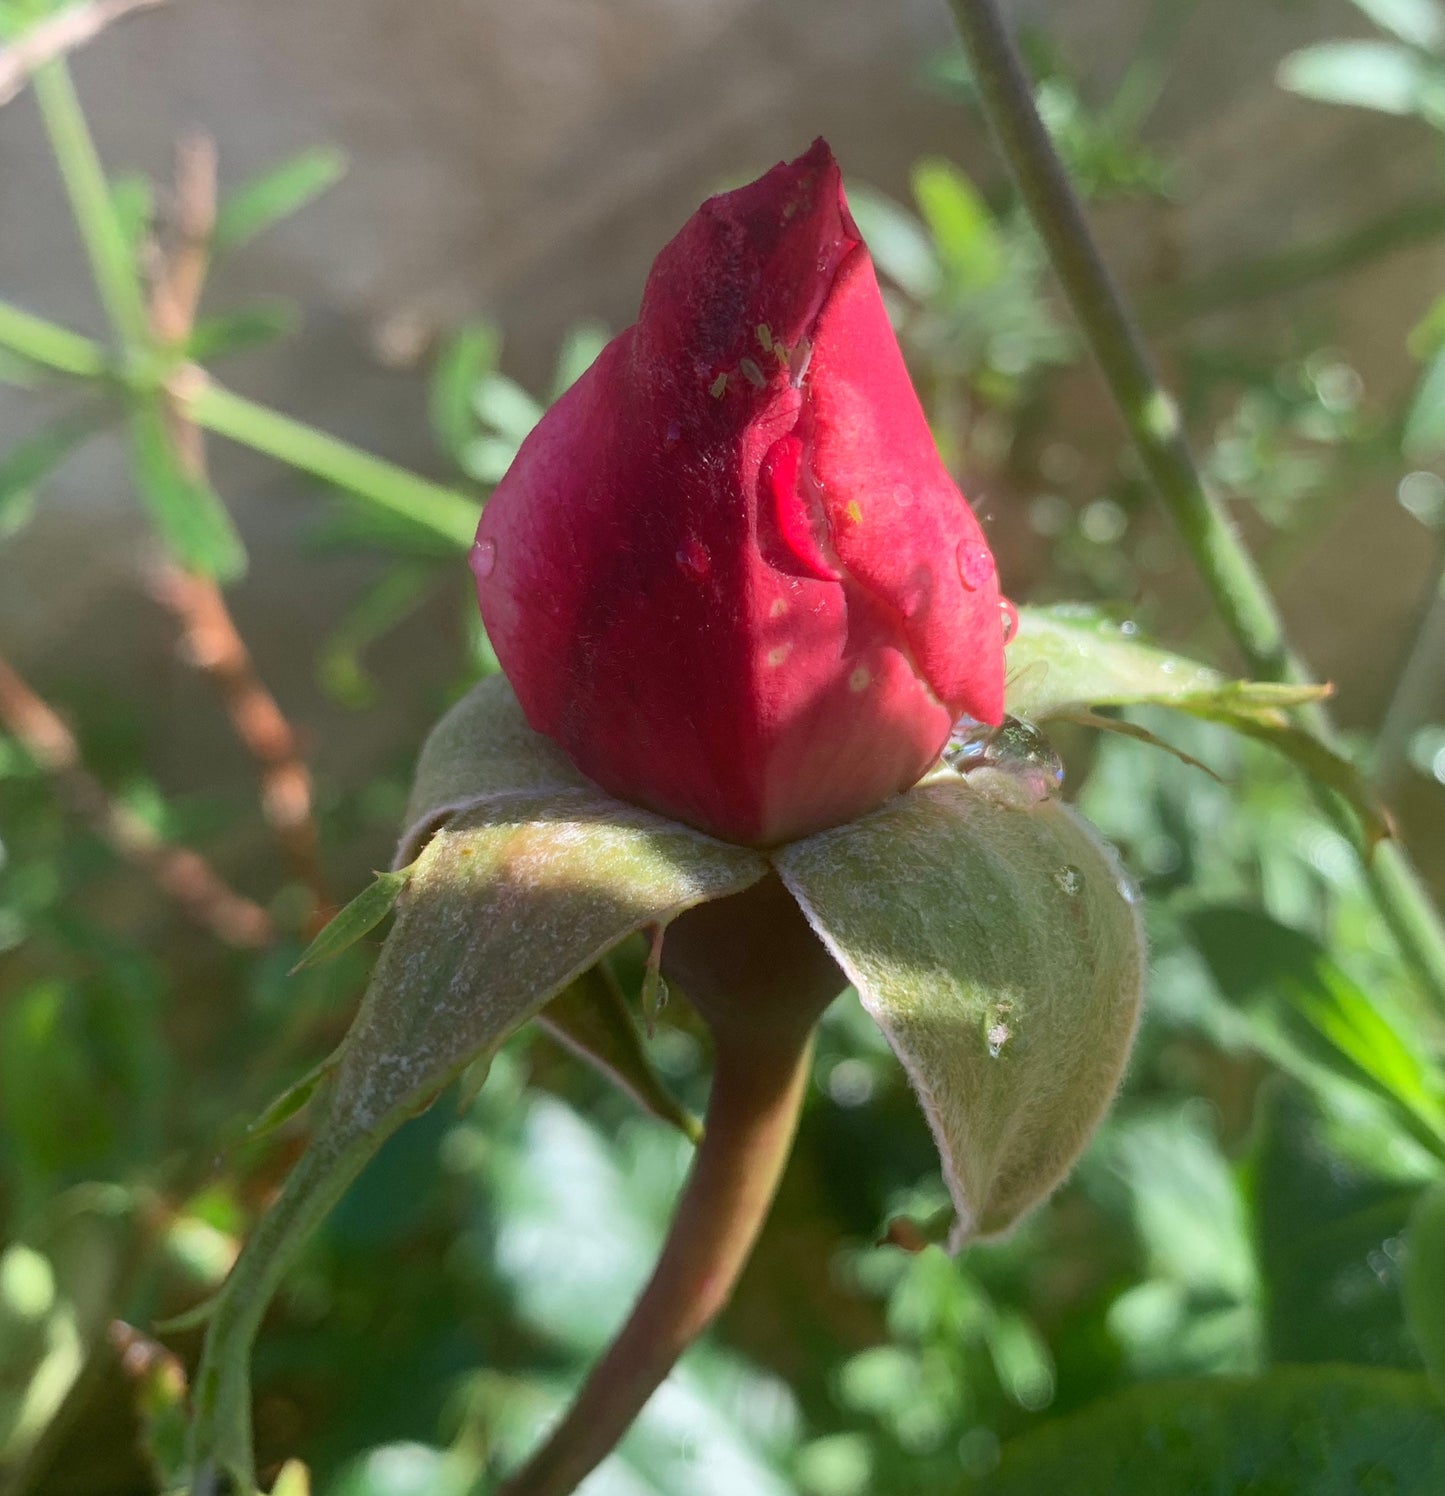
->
left=1376, top=548, right=1445, bottom=798
left=187, top=377, right=478, bottom=548
left=31, top=59, right=150, bottom=347
left=0, top=299, right=477, bottom=548
left=945, top=0, right=1445, bottom=1005
left=0, top=298, right=110, bottom=378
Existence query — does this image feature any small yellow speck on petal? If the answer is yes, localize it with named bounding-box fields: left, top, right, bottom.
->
left=767, top=644, right=792, bottom=667
left=845, top=501, right=863, bottom=524
left=769, top=598, right=788, bottom=618
left=849, top=667, right=871, bottom=691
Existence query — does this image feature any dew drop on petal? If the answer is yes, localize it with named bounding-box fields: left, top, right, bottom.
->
left=663, top=420, right=682, bottom=447
left=999, top=597, right=1019, bottom=645
left=956, top=538, right=996, bottom=591
left=470, top=537, right=497, bottom=579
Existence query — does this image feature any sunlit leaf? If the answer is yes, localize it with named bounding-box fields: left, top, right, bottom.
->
left=910, top=158, right=1004, bottom=287
left=214, top=147, right=347, bottom=253
left=1278, top=40, right=1441, bottom=116
left=1350, top=0, right=1445, bottom=51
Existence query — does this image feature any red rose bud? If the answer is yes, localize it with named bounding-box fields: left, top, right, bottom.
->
left=472, top=139, right=1007, bottom=846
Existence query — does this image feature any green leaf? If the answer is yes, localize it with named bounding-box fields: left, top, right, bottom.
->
left=910, top=159, right=1004, bottom=288
left=1006, top=607, right=1390, bottom=847
left=846, top=186, right=943, bottom=302
left=290, top=867, right=413, bottom=973
left=538, top=964, right=701, bottom=1141
left=1278, top=40, right=1441, bottom=116
left=970, top=1367, right=1445, bottom=1495
left=430, top=322, right=499, bottom=468
left=1405, top=346, right=1445, bottom=460
left=1404, top=1184, right=1445, bottom=1393
left=776, top=779, right=1144, bottom=1245
left=186, top=303, right=298, bottom=363
left=473, top=372, right=544, bottom=444
left=0, top=406, right=107, bottom=533
left=551, top=319, right=610, bottom=401
left=127, top=403, right=247, bottom=580
left=1005, top=606, right=1323, bottom=720
left=318, top=564, right=435, bottom=707
left=397, top=672, right=590, bottom=863
left=213, top=147, right=347, bottom=253
left=1246, top=1084, right=1423, bottom=1368
left=1189, top=905, right=1445, bottom=1157
left=189, top=786, right=766, bottom=1491
left=1350, top=0, right=1445, bottom=51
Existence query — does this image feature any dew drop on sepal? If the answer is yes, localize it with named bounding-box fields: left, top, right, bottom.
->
left=470, top=537, right=497, bottom=579
left=944, top=714, right=1064, bottom=803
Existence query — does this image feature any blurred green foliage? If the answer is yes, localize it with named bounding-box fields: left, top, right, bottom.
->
left=2, top=0, right=1445, bottom=1492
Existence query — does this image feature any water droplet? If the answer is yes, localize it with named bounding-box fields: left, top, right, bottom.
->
left=956, top=538, right=996, bottom=590
left=1120, top=620, right=1138, bottom=636
left=470, top=537, right=497, bottom=579
left=1116, top=869, right=1143, bottom=905
left=944, top=715, right=1064, bottom=803
left=663, top=420, right=682, bottom=446
left=1159, top=658, right=1178, bottom=675
left=986, top=1022, right=1011, bottom=1058
left=1055, top=865, right=1084, bottom=896
left=999, top=598, right=1019, bottom=645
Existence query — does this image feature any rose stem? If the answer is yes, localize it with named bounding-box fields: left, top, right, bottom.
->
left=945, top=0, right=1445, bottom=1008
left=495, top=1022, right=814, bottom=1496
left=497, top=876, right=841, bottom=1496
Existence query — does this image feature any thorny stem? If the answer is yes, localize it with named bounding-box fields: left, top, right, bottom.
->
left=495, top=1022, right=815, bottom=1496
left=946, top=0, right=1445, bottom=1007
left=0, top=648, right=272, bottom=947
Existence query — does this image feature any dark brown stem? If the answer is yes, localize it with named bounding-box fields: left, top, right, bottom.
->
left=497, top=877, right=843, bottom=1496
left=0, top=648, right=272, bottom=947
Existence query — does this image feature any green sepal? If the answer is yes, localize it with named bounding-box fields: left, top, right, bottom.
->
left=187, top=787, right=764, bottom=1492
left=775, top=777, right=1144, bottom=1246
left=539, top=965, right=702, bottom=1142
left=289, top=866, right=414, bottom=972
left=397, top=673, right=589, bottom=863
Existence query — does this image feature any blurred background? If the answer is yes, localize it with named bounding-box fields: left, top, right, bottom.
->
left=3, top=0, right=1445, bottom=1491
